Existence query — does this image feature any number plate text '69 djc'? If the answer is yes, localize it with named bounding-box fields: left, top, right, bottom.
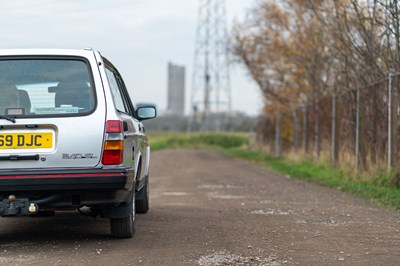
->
left=0, top=133, right=53, bottom=149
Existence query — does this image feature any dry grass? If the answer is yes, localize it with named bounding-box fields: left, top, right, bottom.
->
left=254, top=138, right=396, bottom=186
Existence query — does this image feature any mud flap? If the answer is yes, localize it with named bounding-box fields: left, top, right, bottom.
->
left=135, top=175, right=148, bottom=201
left=101, top=190, right=133, bottom=219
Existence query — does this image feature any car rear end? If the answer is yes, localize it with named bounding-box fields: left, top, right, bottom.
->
left=0, top=49, right=133, bottom=216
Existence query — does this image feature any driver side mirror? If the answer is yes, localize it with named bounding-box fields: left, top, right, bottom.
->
left=135, top=104, right=157, bottom=121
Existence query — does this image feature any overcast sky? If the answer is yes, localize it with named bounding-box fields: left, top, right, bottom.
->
left=0, top=0, right=261, bottom=115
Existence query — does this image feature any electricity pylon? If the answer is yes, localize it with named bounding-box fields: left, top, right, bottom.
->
left=189, top=0, right=232, bottom=132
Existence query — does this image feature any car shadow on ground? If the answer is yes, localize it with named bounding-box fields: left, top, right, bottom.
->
left=0, top=211, right=112, bottom=243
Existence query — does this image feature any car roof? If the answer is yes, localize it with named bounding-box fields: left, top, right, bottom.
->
left=0, top=48, right=97, bottom=57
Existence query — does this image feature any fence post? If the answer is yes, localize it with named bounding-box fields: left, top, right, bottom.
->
left=331, top=94, right=337, bottom=167
left=355, top=87, right=360, bottom=170
left=293, top=111, right=299, bottom=150
left=388, top=73, right=393, bottom=170
left=314, top=100, right=320, bottom=158
left=302, top=106, right=307, bottom=153
left=275, top=113, right=281, bottom=157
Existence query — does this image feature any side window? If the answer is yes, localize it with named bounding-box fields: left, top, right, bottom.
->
left=115, top=75, right=135, bottom=114
left=105, top=68, right=127, bottom=113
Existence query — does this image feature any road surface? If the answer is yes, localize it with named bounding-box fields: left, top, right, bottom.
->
left=0, top=150, right=399, bottom=265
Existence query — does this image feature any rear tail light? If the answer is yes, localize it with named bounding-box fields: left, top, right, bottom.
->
left=106, top=120, right=122, bottom=133
left=102, top=150, right=123, bottom=165
left=102, top=120, right=124, bottom=165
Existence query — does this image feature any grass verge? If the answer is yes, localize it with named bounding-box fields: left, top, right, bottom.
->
left=149, top=132, right=249, bottom=151
left=149, top=132, right=400, bottom=210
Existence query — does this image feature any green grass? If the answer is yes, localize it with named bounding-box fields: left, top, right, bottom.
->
left=149, top=132, right=400, bottom=210
left=149, top=132, right=249, bottom=151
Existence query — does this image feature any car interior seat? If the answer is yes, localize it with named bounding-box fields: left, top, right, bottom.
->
left=55, top=81, right=92, bottom=112
left=17, top=90, right=31, bottom=114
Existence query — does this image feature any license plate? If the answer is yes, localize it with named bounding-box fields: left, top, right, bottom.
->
left=0, top=133, right=53, bottom=149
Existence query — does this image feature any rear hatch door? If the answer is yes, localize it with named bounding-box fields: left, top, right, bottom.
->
left=0, top=54, right=106, bottom=169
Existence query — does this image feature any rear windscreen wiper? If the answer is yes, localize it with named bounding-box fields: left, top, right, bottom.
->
left=0, top=115, right=16, bottom=123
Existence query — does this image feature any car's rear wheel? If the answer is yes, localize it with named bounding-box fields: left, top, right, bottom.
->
left=110, top=189, right=136, bottom=238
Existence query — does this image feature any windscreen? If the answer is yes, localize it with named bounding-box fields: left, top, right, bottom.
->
left=0, top=58, right=95, bottom=117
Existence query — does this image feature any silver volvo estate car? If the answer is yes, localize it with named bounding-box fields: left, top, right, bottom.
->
left=0, top=48, right=156, bottom=238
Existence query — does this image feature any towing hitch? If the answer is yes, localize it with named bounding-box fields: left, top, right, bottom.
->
left=0, top=195, right=39, bottom=216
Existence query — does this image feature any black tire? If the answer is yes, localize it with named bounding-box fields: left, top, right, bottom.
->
left=136, top=178, right=149, bottom=214
left=110, top=190, right=136, bottom=238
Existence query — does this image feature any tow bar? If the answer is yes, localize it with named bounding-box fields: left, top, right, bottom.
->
left=0, top=195, right=39, bottom=216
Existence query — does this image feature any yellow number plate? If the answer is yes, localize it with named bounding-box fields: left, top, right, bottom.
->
left=0, top=133, right=53, bottom=149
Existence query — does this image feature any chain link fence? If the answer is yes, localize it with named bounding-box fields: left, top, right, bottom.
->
left=268, top=73, right=400, bottom=171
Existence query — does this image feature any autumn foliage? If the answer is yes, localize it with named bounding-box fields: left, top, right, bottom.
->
left=232, top=0, right=400, bottom=168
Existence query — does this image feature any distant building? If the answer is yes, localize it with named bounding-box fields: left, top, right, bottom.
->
left=167, top=62, right=185, bottom=116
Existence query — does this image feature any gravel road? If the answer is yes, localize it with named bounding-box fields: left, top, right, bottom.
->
left=0, top=150, right=399, bottom=265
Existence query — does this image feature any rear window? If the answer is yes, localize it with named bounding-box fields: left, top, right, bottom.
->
left=0, top=58, right=95, bottom=117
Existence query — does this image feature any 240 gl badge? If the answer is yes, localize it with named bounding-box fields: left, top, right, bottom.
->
left=62, top=153, right=97, bottom=159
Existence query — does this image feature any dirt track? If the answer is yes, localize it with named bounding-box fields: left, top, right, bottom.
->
left=0, top=150, right=399, bottom=265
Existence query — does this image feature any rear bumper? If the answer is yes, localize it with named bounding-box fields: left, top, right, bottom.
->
left=0, top=168, right=134, bottom=209
left=0, top=168, right=130, bottom=191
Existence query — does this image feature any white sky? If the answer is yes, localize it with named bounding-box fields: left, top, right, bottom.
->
left=0, top=0, right=262, bottom=116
